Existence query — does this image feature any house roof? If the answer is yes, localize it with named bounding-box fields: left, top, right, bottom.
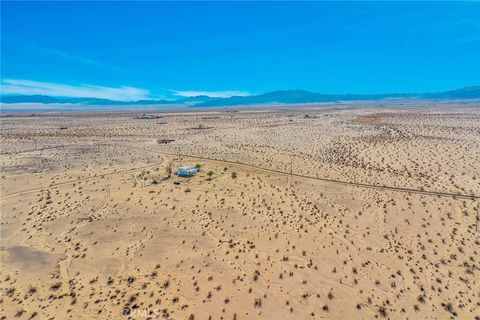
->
left=177, top=166, right=197, bottom=171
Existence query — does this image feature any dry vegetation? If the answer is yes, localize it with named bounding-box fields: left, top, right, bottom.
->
left=1, top=105, right=479, bottom=319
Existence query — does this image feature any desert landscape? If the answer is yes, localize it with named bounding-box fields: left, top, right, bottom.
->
left=0, top=104, right=479, bottom=319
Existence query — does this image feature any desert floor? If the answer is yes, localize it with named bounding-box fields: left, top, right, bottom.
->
left=1, top=105, right=479, bottom=319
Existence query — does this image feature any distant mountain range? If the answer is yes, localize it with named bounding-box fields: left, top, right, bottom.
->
left=0, top=95, right=175, bottom=105
left=192, top=86, right=480, bottom=107
left=1, top=86, right=479, bottom=108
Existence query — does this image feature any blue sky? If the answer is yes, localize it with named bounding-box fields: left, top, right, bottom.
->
left=1, top=2, right=479, bottom=100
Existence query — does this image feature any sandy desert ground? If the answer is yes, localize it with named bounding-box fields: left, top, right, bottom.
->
left=0, top=104, right=479, bottom=319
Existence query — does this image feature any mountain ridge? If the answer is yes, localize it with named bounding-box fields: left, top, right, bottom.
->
left=1, top=86, right=479, bottom=107
left=191, top=86, right=480, bottom=107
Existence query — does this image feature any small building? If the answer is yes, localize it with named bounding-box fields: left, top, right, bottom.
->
left=134, top=114, right=159, bottom=120
left=175, top=166, right=198, bottom=177
left=157, top=138, right=175, bottom=144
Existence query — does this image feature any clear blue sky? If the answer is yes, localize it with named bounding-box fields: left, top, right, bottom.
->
left=1, top=2, right=479, bottom=100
